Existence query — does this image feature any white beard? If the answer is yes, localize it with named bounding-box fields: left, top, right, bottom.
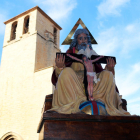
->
left=77, top=47, right=98, bottom=58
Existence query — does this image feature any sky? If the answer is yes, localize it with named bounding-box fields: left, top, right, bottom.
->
left=0, top=0, right=140, bottom=115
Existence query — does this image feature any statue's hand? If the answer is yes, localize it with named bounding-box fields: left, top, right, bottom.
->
left=55, top=54, right=65, bottom=69
left=106, top=57, right=116, bottom=71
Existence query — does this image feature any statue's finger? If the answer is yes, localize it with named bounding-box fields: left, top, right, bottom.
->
left=59, top=54, right=62, bottom=63
left=55, top=58, right=59, bottom=67
left=62, top=54, right=64, bottom=63
left=58, top=54, right=61, bottom=61
left=106, top=58, right=109, bottom=65
left=108, top=57, right=110, bottom=63
left=56, top=56, right=59, bottom=63
left=59, top=54, right=62, bottom=62
left=59, top=54, right=61, bottom=62
left=60, top=54, right=63, bottom=63
left=112, top=59, right=115, bottom=67
left=112, top=59, right=114, bottom=67
left=110, top=58, right=113, bottom=67
left=109, top=58, right=112, bottom=66
left=62, top=55, right=65, bottom=63
left=107, top=58, right=110, bottom=65
left=56, top=54, right=59, bottom=60
left=112, top=58, right=114, bottom=67
left=113, top=59, right=116, bottom=66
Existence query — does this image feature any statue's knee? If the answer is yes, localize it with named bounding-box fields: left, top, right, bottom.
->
left=59, top=67, right=74, bottom=78
left=62, top=67, right=73, bottom=74
left=102, top=70, right=113, bottom=77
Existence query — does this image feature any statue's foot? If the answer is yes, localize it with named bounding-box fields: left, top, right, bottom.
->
left=89, top=96, right=94, bottom=101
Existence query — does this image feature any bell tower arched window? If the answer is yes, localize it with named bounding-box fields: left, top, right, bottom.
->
left=53, top=27, right=57, bottom=44
left=23, top=15, right=30, bottom=34
left=0, top=132, right=23, bottom=140
left=10, top=21, right=17, bottom=41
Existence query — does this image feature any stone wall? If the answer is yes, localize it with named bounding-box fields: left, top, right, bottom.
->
left=0, top=7, right=60, bottom=140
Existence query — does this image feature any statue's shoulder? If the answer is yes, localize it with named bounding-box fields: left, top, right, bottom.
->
left=66, top=47, right=76, bottom=54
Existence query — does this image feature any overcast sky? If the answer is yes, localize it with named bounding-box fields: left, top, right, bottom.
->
left=0, top=0, right=140, bottom=115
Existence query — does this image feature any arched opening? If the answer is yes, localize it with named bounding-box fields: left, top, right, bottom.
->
left=0, top=132, right=23, bottom=140
left=2, top=134, right=15, bottom=140
left=10, top=21, right=17, bottom=41
left=53, top=27, right=57, bottom=44
left=23, top=15, right=30, bottom=34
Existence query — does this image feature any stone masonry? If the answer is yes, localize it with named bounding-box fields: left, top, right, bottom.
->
left=0, top=6, right=61, bottom=140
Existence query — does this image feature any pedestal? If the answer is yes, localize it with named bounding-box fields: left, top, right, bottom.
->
left=37, top=113, right=140, bottom=140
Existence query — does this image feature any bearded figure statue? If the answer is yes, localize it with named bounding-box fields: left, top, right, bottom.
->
left=49, top=29, right=130, bottom=116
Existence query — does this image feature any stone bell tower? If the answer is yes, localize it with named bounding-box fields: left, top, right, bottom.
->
left=0, top=6, right=62, bottom=140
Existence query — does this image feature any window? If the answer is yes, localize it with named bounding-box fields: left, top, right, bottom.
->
left=0, top=132, right=23, bottom=140
left=53, top=27, right=57, bottom=44
left=10, top=21, right=17, bottom=41
left=23, top=15, right=30, bottom=34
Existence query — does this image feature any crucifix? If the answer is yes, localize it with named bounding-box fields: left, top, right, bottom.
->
left=56, top=51, right=116, bottom=101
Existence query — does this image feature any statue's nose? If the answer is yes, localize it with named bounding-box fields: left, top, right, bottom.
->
left=82, top=38, right=85, bottom=43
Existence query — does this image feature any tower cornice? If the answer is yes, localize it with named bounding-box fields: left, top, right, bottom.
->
left=4, top=6, right=62, bottom=30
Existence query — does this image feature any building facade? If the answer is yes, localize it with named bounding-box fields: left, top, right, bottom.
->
left=0, top=6, right=61, bottom=140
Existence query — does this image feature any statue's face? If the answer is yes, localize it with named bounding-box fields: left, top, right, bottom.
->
left=83, top=56, right=87, bottom=61
left=77, top=33, right=88, bottom=45
left=82, top=56, right=88, bottom=62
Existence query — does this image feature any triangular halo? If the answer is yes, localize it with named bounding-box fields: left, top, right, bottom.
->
left=61, top=18, right=97, bottom=45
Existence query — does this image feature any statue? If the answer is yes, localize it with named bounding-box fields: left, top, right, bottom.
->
left=49, top=29, right=130, bottom=116
left=67, top=53, right=104, bottom=101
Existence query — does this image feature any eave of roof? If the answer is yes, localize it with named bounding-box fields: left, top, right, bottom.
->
left=4, top=6, right=62, bottom=30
